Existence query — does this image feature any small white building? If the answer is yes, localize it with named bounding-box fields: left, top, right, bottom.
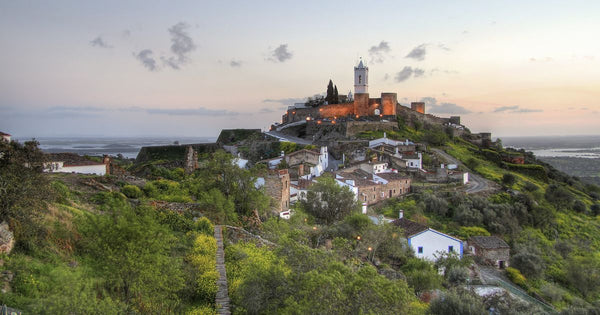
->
left=403, top=153, right=422, bottom=169
left=393, top=217, right=463, bottom=261
left=0, top=132, right=11, bottom=142
left=44, top=153, right=109, bottom=176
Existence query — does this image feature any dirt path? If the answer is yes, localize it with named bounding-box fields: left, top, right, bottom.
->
left=214, top=225, right=231, bottom=315
left=430, top=148, right=497, bottom=194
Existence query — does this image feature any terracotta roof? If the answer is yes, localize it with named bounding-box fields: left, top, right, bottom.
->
left=376, top=173, right=410, bottom=181
left=0, top=132, right=10, bottom=136
left=391, top=218, right=428, bottom=237
left=287, top=148, right=320, bottom=157
left=336, top=171, right=376, bottom=187
left=469, top=236, right=509, bottom=249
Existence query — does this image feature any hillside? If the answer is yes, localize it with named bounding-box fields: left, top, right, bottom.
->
left=1, top=131, right=600, bottom=314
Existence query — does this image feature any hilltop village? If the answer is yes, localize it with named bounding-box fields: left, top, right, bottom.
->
left=2, top=61, right=600, bottom=314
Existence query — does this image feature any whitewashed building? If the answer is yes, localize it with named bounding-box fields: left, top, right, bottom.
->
left=0, top=132, right=11, bottom=142
left=44, top=153, right=110, bottom=176
left=393, top=216, right=463, bottom=261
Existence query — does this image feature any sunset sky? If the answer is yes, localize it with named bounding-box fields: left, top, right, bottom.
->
left=1, top=1, right=599, bottom=138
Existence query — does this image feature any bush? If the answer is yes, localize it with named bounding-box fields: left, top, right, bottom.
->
left=428, top=288, right=486, bottom=315
left=511, top=251, right=544, bottom=279
left=523, top=181, right=539, bottom=192
left=502, top=173, right=516, bottom=187
left=51, top=181, right=71, bottom=204
left=121, top=185, right=143, bottom=199
left=505, top=267, right=527, bottom=288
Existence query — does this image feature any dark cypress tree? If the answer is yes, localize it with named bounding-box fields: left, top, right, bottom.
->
left=326, top=80, right=334, bottom=105
left=333, top=85, right=339, bottom=104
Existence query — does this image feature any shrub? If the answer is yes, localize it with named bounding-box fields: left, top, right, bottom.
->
left=121, top=185, right=143, bottom=199
left=502, top=173, right=516, bottom=187
left=428, top=288, right=486, bottom=315
left=511, top=251, right=544, bottom=279
left=51, top=181, right=71, bottom=204
left=506, top=267, right=527, bottom=288
left=523, top=181, right=539, bottom=192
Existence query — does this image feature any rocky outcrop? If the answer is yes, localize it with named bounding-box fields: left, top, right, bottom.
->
left=0, top=221, right=14, bottom=255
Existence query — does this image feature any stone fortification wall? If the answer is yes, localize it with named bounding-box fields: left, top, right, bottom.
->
left=381, top=93, right=398, bottom=116
left=345, top=121, right=398, bottom=137
left=135, top=143, right=219, bottom=164
left=397, top=104, right=450, bottom=127
left=318, top=103, right=354, bottom=118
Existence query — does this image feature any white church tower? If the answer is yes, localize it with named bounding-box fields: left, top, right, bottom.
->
left=354, top=58, right=368, bottom=94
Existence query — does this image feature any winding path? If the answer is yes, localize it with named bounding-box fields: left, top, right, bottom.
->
left=214, top=225, right=231, bottom=315
left=430, top=148, right=497, bottom=194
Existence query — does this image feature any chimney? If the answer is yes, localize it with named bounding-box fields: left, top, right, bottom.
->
left=399, top=210, right=404, bottom=219
left=280, top=151, right=285, bottom=157
left=383, top=132, right=387, bottom=138
left=362, top=203, right=367, bottom=214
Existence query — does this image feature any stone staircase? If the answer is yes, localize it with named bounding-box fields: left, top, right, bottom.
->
left=214, top=225, right=230, bottom=315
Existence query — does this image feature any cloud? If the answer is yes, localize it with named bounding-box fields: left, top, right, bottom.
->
left=135, top=49, right=158, bottom=71
left=269, top=44, right=293, bottom=62
left=413, top=68, right=425, bottom=77
left=383, top=73, right=390, bottom=81
left=513, top=108, right=542, bottom=113
left=146, top=107, right=239, bottom=116
left=48, top=106, right=106, bottom=112
left=405, top=44, right=427, bottom=61
left=368, top=41, right=391, bottom=63
left=437, top=43, right=451, bottom=51
left=420, top=97, right=472, bottom=114
left=259, top=107, right=275, bottom=113
left=263, top=97, right=305, bottom=105
left=162, top=22, right=196, bottom=70
left=493, top=105, right=542, bottom=113
left=394, top=66, right=426, bottom=82
left=90, top=36, right=112, bottom=48
left=494, top=105, right=519, bottom=112
left=230, top=60, right=242, bottom=68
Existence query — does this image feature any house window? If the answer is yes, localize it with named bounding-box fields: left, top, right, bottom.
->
left=448, top=246, right=454, bottom=253
left=418, top=247, right=423, bottom=254
left=364, top=196, right=367, bottom=202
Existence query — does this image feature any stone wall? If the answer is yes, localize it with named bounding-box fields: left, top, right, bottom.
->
left=264, top=169, right=290, bottom=213
left=473, top=246, right=510, bottom=268
left=381, top=93, right=398, bottom=116
left=345, top=121, right=399, bottom=137
left=0, top=221, right=14, bottom=255
left=318, top=103, right=354, bottom=118
left=357, top=177, right=411, bottom=205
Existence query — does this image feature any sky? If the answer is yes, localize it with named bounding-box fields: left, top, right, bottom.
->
left=1, top=0, right=599, bottom=138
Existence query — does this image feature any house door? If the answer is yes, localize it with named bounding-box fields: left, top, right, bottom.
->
left=499, top=261, right=505, bottom=269
left=389, top=190, right=392, bottom=197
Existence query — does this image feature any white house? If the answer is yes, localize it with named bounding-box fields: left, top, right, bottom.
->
left=403, top=153, right=422, bottom=169
left=393, top=216, right=463, bottom=261
left=0, top=132, right=11, bottom=142
left=44, top=153, right=110, bottom=175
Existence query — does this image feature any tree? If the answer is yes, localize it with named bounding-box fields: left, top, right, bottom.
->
left=0, top=139, right=50, bottom=250
left=511, top=251, right=544, bottom=279
left=300, top=176, right=359, bottom=225
left=502, top=173, right=516, bottom=187
left=78, top=201, right=184, bottom=312
left=326, top=79, right=335, bottom=105
left=428, top=288, right=487, bottom=315
left=333, top=85, right=339, bottom=104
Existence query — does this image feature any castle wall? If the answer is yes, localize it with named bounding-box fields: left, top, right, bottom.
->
left=354, top=93, right=371, bottom=117
left=411, top=102, right=425, bottom=114
left=381, top=93, right=397, bottom=116
left=318, top=103, right=354, bottom=118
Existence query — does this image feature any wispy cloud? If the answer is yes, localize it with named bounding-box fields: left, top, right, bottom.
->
left=395, top=66, right=425, bottom=82
left=135, top=49, right=158, bottom=71
left=230, top=60, right=242, bottom=68
left=494, top=105, right=519, bottom=112
left=421, top=97, right=471, bottom=114
left=268, top=44, right=293, bottom=62
left=162, top=22, right=196, bottom=70
left=263, top=97, right=305, bottom=105
left=405, top=44, right=427, bottom=61
left=146, top=107, right=239, bottom=116
left=368, top=41, right=391, bottom=63
left=90, top=36, right=112, bottom=48
left=493, top=105, right=542, bottom=113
